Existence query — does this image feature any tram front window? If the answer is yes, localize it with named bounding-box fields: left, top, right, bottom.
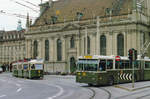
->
left=77, top=59, right=99, bottom=71
left=78, top=64, right=84, bottom=71
left=31, top=64, right=35, bottom=70
left=84, top=64, right=98, bottom=71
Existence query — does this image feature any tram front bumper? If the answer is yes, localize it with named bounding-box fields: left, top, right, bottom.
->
left=76, top=72, right=104, bottom=85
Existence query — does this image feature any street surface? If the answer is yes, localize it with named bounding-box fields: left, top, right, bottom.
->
left=1, top=73, right=150, bottom=99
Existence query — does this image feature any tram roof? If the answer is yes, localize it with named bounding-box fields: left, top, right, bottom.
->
left=79, top=55, right=129, bottom=60
left=29, top=59, right=44, bottom=64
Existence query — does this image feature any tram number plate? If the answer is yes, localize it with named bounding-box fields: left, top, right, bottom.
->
left=38, top=70, right=41, bottom=73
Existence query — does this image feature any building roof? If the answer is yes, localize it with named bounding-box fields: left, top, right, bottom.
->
left=3, top=29, right=25, bottom=34
left=34, top=0, right=133, bottom=26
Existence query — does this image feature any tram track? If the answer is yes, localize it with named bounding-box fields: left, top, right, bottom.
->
left=87, top=87, right=96, bottom=99
left=136, top=94, right=150, bottom=99
left=84, top=86, right=112, bottom=99
left=98, top=87, right=112, bottom=99
left=115, top=88, right=150, bottom=99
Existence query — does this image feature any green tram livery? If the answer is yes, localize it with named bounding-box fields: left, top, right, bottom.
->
left=12, top=59, right=44, bottom=79
left=76, top=55, right=150, bottom=86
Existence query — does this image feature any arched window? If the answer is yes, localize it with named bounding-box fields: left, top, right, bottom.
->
left=33, top=40, right=38, bottom=58
left=45, top=40, right=49, bottom=61
left=57, top=39, right=62, bottom=61
left=87, top=36, right=90, bottom=54
left=117, top=34, right=124, bottom=56
left=70, top=37, right=75, bottom=48
left=100, top=35, right=106, bottom=55
left=70, top=57, right=76, bottom=73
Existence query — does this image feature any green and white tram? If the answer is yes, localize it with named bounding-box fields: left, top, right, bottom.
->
left=76, top=55, right=150, bottom=86
left=12, top=62, right=18, bottom=77
left=12, top=59, right=44, bottom=79
left=28, top=59, right=44, bottom=79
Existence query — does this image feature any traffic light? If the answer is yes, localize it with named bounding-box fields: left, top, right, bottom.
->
left=128, top=49, right=138, bottom=61
left=128, top=49, right=133, bottom=61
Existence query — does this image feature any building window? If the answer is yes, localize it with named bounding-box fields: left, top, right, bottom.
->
left=87, top=36, right=90, bottom=54
left=57, top=39, right=62, bottom=61
left=100, top=35, right=106, bottom=55
left=117, top=34, right=124, bottom=56
left=45, top=40, right=49, bottom=61
left=33, top=40, right=38, bottom=58
left=70, top=37, right=75, bottom=48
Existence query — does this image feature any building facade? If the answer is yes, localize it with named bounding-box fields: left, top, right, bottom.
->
left=0, top=30, right=25, bottom=65
left=24, top=0, right=150, bottom=73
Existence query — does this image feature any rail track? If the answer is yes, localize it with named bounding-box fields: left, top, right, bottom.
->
left=98, top=87, right=112, bottom=99
left=115, top=88, right=150, bottom=99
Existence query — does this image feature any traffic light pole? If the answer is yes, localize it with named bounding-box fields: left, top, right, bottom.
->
left=128, top=48, right=137, bottom=88
left=132, top=60, right=134, bottom=88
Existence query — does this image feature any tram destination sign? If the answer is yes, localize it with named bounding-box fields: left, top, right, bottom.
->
left=115, top=56, right=121, bottom=61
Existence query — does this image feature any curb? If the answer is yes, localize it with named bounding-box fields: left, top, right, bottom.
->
left=114, top=85, right=150, bottom=92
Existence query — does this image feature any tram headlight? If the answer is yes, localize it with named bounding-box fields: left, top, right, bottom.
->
left=38, top=70, right=41, bottom=73
left=82, top=72, right=86, bottom=76
left=78, top=72, right=81, bottom=75
left=99, top=77, right=102, bottom=80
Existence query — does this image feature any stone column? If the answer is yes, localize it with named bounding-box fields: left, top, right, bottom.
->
left=96, top=16, right=100, bottom=55
left=62, top=35, right=67, bottom=61
left=124, top=31, right=127, bottom=56
left=76, top=31, right=81, bottom=57
left=51, top=37, right=55, bottom=72
left=41, top=38, right=45, bottom=59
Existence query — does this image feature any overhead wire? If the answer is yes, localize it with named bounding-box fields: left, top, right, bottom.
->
left=0, top=10, right=37, bottom=19
left=20, top=0, right=39, bottom=8
left=10, top=0, right=39, bottom=13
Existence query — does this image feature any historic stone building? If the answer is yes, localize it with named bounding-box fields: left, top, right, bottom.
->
left=0, top=21, right=25, bottom=65
left=25, top=0, right=150, bottom=73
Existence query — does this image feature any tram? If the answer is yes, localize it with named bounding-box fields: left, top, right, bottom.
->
left=12, top=59, right=44, bottom=79
left=76, top=55, right=150, bottom=86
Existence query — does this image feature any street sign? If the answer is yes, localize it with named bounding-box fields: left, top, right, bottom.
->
left=115, top=56, right=121, bottom=61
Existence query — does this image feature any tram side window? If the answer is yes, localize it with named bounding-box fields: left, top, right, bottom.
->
left=123, top=60, right=130, bottom=69
left=134, top=61, right=140, bottom=68
left=23, top=64, right=28, bottom=70
left=145, top=61, right=150, bottom=68
left=115, top=60, right=124, bottom=69
left=107, top=60, right=113, bottom=69
left=115, top=60, right=130, bottom=69
left=99, top=60, right=106, bottom=71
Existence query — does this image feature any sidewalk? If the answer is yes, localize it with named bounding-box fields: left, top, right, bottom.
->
left=114, top=81, right=150, bottom=91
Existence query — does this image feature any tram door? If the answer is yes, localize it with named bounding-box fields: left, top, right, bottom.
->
left=99, top=59, right=106, bottom=71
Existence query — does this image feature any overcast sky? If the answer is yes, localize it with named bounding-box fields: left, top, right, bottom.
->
left=0, top=0, right=48, bottom=31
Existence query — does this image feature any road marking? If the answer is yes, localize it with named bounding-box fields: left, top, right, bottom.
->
left=16, top=83, right=21, bottom=87
left=17, top=88, right=22, bottom=92
left=60, top=91, right=74, bottom=99
left=47, top=85, right=64, bottom=99
left=0, top=95, right=6, bottom=98
left=0, top=79, right=6, bottom=82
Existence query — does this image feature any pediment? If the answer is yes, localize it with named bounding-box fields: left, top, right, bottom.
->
left=61, top=23, right=80, bottom=31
